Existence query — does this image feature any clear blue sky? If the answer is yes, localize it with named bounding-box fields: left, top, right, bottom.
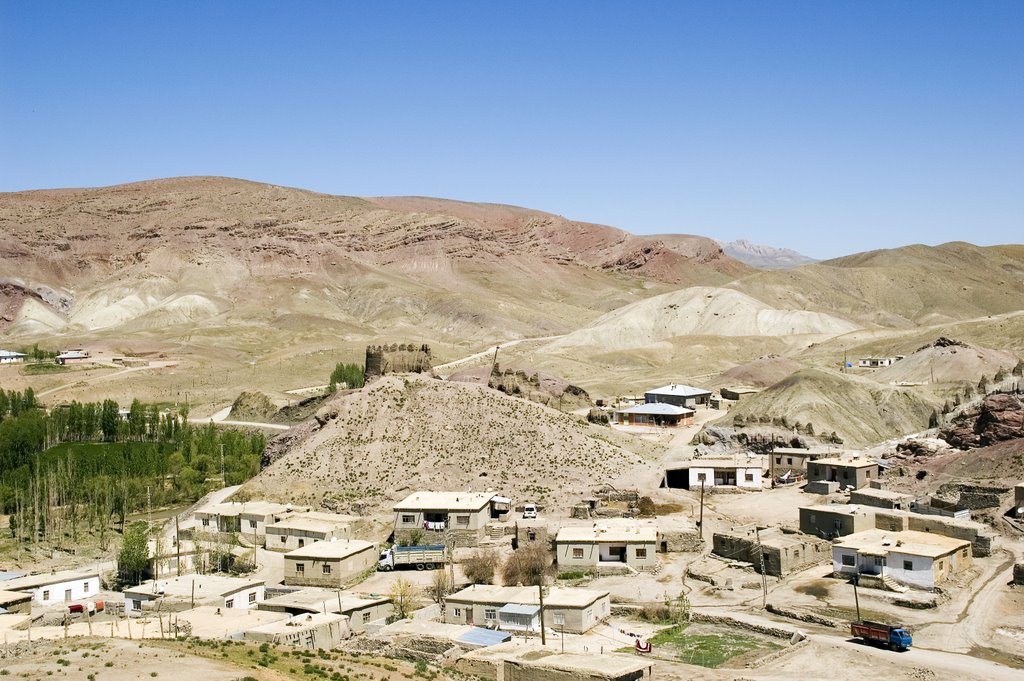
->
left=1, top=2, right=1021, bottom=258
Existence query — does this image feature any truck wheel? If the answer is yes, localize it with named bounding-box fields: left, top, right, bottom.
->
left=425, top=563, right=435, bottom=570
left=381, top=565, right=393, bottom=572
left=415, top=563, right=425, bottom=571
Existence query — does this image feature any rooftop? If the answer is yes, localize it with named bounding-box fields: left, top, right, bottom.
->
left=244, top=612, right=347, bottom=635
left=772, top=447, right=837, bottom=456
left=174, top=605, right=288, bottom=639
left=0, top=350, right=26, bottom=358
left=461, top=642, right=652, bottom=678
left=125, top=575, right=264, bottom=600
left=3, top=570, right=99, bottom=591
left=616, top=403, right=694, bottom=416
left=800, top=504, right=876, bottom=517
left=198, top=501, right=295, bottom=517
left=556, top=520, right=658, bottom=544
left=0, top=589, right=31, bottom=606
left=268, top=512, right=355, bottom=534
left=811, top=457, right=879, bottom=469
left=646, top=384, right=712, bottom=398
left=393, top=491, right=497, bottom=512
left=850, top=487, right=915, bottom=500
left=285, top=539, right=375, bottom=560
left=258, top=588, right=389, bottom=614
left=446, top=584, right=608, bottom=609
left=835, top=529, right=971, bottom=558
left=665, top=457, right=763, bottom=470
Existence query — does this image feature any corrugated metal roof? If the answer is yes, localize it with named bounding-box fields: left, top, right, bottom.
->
left=618, top=403, right=693, bottom=416
left=646, top=384, right=711, bottom=397
left=499, top=603, right=540, bottom=616
left=456, top=627, right=513, bottom=647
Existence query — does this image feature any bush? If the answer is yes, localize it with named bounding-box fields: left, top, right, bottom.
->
left=462, top=549, right=498, bottom=585
left=637, top=496, right=656, bottom=517
left=501, top=543, right=553, bottom=587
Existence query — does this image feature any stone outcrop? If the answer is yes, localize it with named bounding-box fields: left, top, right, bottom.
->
left=940, top=394, right=1024, bottom=449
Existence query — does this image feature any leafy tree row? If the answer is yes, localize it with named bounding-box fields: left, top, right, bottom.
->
left=329, top=362, right=365, bottom=391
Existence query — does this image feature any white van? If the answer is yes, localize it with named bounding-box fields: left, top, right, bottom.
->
left=522, top=504, right=537, bottom=519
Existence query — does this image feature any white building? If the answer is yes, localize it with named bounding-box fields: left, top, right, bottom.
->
left=644, top=384, right=712, bottom=409
left=832, top=529, right=971, bottom=589
left=663, top=458, right=764, bottom=490
left=3, top=570, right=100, bottom=606
left=0, top=350, right=27, bottom=364
left=123, top=575, right=265, bottom=615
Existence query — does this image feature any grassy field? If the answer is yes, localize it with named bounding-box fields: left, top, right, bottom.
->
left=20, top=362, right=72, bottom=375
left=626, top=623, right=782, bottom=668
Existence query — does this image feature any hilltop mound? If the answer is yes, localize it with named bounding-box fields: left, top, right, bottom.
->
left=871, top=337, right=1018, bottom=385
left=713, top=355, right=805, bottom=388
left=447, top=365, right=591, bottom=411
left=242, top=375, right=660, bottom=512
left=547, top=286, right=859, bottom=352
left=228, top=391, right=277, bottom=421
left=719, top=368, right=941, bottom=447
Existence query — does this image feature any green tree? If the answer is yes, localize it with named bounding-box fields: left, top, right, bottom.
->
left=329, top=363, right=365, bottom=391
left=118, top=522, right=149, bottom=585
left=100, top=400, right=120, bottom=442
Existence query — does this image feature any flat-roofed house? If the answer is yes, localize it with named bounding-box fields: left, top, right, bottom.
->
left=644, top=384, right=712, bottom=409
left=858, top=357, right=897, bottom=368
left=663, top=458, right=764, bottom=490
left=799, top=504, right=876, bottom=539
left=54, top=350, right=92, bottom=365
left=257, top=587, right=393, bottom=634
left=266, top=512, right=355, bottom=552
left=0, top=589, right=32, bottom=614
left=123, top=575, right=265, bottom=616
left=194, top=501, right=295, bottom=539
left=444, top=584, right=611, bottom=634
left=806, top=457, right=881, bottom=493
left=4, top=570, right=100, bottom=606
left=770, top=447, right=833, bottom=475
left=244, top=612, right=350, bottom=649
left=556, top=520, right=658, bottom=572
left=393, top=491, right=507, bottom=547
left=849, top=487, right=915, bottom=510
left=832, top=529, right=971, bottom=589
left=284, top=540, right=377, bottom=588
left=613, top=403, right=694, bottom=427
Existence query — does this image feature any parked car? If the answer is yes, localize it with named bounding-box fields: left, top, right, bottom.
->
left=522, top=504, right=538, bottom=519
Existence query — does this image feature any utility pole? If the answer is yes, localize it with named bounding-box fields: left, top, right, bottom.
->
left=538, top=582, right=546, bottom=645
left=852, top=575, right=861, bottom=621
left=698, top=481, right=705, bottom=539
left=220, top=443, right=226, bottom=487
left=755, top=527, right=768, bottom=609
left=175, top=515, right=182, bottom=577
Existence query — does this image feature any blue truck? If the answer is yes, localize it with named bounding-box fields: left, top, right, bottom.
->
left=851, top=621, right=912, bottom=651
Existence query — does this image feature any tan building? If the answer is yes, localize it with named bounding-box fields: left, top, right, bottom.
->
left=393, top=491, right=506, bottom=547
left=0, top=589, right=32, bottom=614
left=124, top=575, right=265, bottom=616
left=266, top=512, right=354, bottom=552
left=712, top=526, right=832, bottom=577
left=244, top=613, right=350, bottom=649
left=799, top=504, right=876, bottom=539
left=257, top=587, right=392, bottom=634
left=613, top=403, right=694, bottom=427
left=445, top=584, right=610, bottom=634
left=849, top=487, right=915, bottom=510
left=806, top=457, right=881, bottom=492
left=556, top=521, right=658, bottom=572
left=770, top=447, right=833, bottom=474
left=832, top=529, right=971, bottom=589
left=194, top=501, right=296, bottom=539
left=284, top=540, right=377, bottom=588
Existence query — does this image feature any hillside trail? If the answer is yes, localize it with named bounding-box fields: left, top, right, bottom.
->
left=188, top=406, right=290, bottom=431
left=432, top=335, right=566, bottom=373
left=36, top=361, right=176, bottom=398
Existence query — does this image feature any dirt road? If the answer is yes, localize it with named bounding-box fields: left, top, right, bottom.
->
left=433, top=335, right=566, bottom=373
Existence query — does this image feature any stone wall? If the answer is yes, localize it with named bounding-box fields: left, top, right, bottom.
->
left=1014, top=563, right=1024, bottom=586
left=712, top=529, right=830, bottom=576
left=659, top=529, right=703, bottom=553
left=935, top=483, right=1011, bottom=511
left=873, top=510, right=994, bottom=556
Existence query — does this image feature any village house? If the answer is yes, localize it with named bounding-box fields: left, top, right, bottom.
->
left=444, top=584, right=611, bottom=634
left=284, top=539, right=377, bottom=588
left=244, top=612, right=350, bottom=649
left=612, top=402, right=694, bottom=427
left=857, top=357, right=900, bottom=368
left=555, top=520, right=658, bottom=572
left=123, top=575, right=265, bottom=615
left=712, top=526, right=832, bottom=577
left=849, top=486, right=915, bottom=510
left=770, top=447, right=834, bottom=475
left=257, top=587, right=393, bottom=634
left=392, top=491, right=508, bottom=547
left=805, top=456, right=881, bottom=493
left=54, top=349, right=92, bottom=365
left=3, top=570, right=100, bottom=606
left=265, top=511, right=354, bottom=552
left=832, top=528, right=971, bottom=589
left=456, top=644, right=653, bottom=681
left=194, top=501, right=296, bottom=539
left=662, top=458, right=764, bottom=490
left=0, top=589, right=32, bottom=614
left=0, top=350, right=27, bottom=364
left=799, top=504, right=877, bottom=539
left=644, top=383, right=712, bottom=409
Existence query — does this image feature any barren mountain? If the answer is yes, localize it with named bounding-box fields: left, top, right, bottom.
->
left=871, top=337, right=1018, bottom=385
left=242, top=375, right=662, bottom=512
left=0, top=177, right=747, bottom=341
left=719, top=239, right=819, bottom=269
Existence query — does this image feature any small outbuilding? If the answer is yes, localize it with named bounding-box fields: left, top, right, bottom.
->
left=257, top=587, right=392, bottom=634
left=244, top=612, right=350, bottom=649
left=806, top=457, right=881, bottom=492
left=265, top=511, right=354, bottom=552
left=0, top=350, right=27, bottom=364
left=0, top=589, right=32, bottom=614
left=3, top=570, right=100, bottom=606
left=663, top=458, right=764, bottom=490
left=799, top=504, right=876, bottom=539
left=849, top=487, right=915, bottom=510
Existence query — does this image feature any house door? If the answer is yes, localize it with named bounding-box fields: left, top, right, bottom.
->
left=64, top=589, right=72, bottom=602
left=465, top=607, right=474, bottom=625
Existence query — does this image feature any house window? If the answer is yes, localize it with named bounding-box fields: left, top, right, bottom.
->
left=249, top=519, right=257, bottom=528
left=280, top=535, right=287, bottom=543
left=744, top=473, right=754, bottom=482
left=635, top=548, right=648, bottom=559
left=903, top=560, right=913, bottom=570
left=202, top=518, right=210, bottom=526
left=323, top=564, right=332, bottom=575
left=456, top=515, right=469, bottom=526
left=484, top=608, right=497, bottom=620
left=841, top=470, right=848, bottom=479
left=298, top=539, right=305, bottom=547
left=865, top=470, right=871, bottom=478
left=528, top=531, right=537, bottom=541
left=402, top=515, right=415, bottom=524
left=296, top=562, right=305, bottom=574
left=793, top=550, right=800, bottom=559
left=787, top=458, right=793, bottom=465
left=362, top=612, right=371, bottom=623
left=775, top=457, right=781, bottom=465
left=961, top=548, right=968, bottom=558
left=553, top=613, right=565, bottom=625
left=453, top=608, right=461, bottom=618
left=249, top=592, right=257, bottom=603
left=83, top=581, right=90, bottom=592
left=43, top=590, right=50, bottom=601
left=697, top=473, right=707, bottom=481
left=572, top=548, right=584, bottom=559
left=842, top=555, right=855, bottom=566
left=225, top=599, right=234, bottom=608
left=132, top=599, right=142, bottom=611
